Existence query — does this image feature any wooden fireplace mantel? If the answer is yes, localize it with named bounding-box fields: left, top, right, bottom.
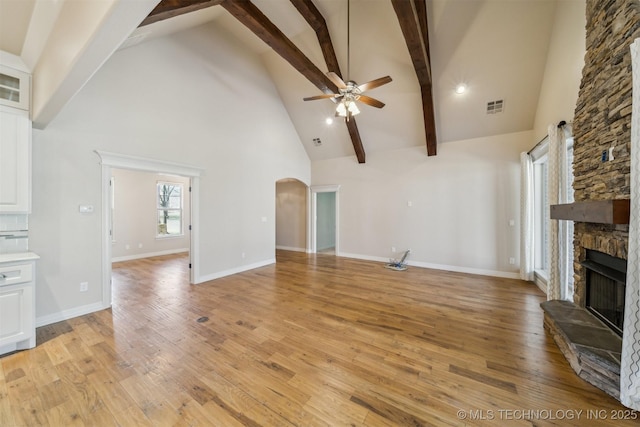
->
left=550, top=200, right=630, bottom=224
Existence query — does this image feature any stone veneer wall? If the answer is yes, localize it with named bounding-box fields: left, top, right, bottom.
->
left=572, top=0, right=640, bottom=307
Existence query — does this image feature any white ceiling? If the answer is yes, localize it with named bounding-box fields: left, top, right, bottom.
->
left=0, top=0, right=558, bottom=161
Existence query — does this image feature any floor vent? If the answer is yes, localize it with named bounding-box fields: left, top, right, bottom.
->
left=486, top=99, right=504, bottom=114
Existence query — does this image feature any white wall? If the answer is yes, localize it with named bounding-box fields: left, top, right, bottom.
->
left=275, top=179, right=307, bottom=252
left=29, top=22, right=310, bottom=323
left=111, top=169, right=190, bottom=261
left=311, top=130, right=533, bottom=277
left=532, top=0, right=586, bottom=142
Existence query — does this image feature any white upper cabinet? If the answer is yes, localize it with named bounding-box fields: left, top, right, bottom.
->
left=0, top=106, right=31, bottom=213
left=0, top=65, right=30, bottom=111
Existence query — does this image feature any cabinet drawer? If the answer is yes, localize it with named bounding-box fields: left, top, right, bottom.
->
left=0, top=264, right=31, bottom=287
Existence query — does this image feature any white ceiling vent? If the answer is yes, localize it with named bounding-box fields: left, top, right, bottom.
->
left=312, top=138, right=322, bottom=146
left=486, top=99, right=504, bottom=114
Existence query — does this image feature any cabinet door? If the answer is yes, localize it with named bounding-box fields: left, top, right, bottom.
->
left=0, top=284, right=33, bottom=348
left=0, top=106, right=30, bottom=213
left=0, top=65, right=30, bottom=111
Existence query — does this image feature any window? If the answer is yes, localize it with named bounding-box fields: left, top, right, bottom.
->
left=157, top=182, right=183, bottom=237
left=530, top=135, right=575, bottom=292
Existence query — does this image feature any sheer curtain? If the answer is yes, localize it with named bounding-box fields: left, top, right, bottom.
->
left=621, top=38, right=640, bottom=411
left=546, top=124, right=572, bottom=301
left=520, top=152, right=534, bottom=281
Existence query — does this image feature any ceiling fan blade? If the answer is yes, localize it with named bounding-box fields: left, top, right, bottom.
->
left=327, top=72, right=347, bottom=90
left=303, top=94, right=337, bottom=101
left=358, top=95, right=385, bottom=108
left=357, top=76, right=392, bottom=93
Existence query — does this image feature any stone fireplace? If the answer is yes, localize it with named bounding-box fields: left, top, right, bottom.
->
left=541, top=0, right=640, bottom=401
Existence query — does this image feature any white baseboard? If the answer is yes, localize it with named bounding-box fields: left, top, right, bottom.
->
left=195, top=258, right=276, bottom=284
left=338, top=252, right=521, bottom=280
left=36, top=301, right=107, bottom=328
left=275, top=245, right=306, bottom=252
left=112, top=248, right=189, bottom=263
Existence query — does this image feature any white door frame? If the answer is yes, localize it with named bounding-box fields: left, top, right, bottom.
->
left=309, top=185, right=340, bottom=254
left=95, top=150, right=204, bottom=308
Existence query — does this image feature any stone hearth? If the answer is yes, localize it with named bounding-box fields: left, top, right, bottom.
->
left=541, top=300, right=622, bottom=399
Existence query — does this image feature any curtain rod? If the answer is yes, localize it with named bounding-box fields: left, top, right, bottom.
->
left=527, top=120, right=569, bottom=154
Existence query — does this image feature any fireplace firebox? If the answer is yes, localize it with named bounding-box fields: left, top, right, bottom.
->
left=581, top=250, right=627, bottom=336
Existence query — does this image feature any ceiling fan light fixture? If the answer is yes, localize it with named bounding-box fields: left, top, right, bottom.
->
left=302, top=0, right=391, bottom=118
left=347, top=100, right=360, bottom=115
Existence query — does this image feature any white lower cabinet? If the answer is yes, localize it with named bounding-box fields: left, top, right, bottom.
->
left=0, top=256, right=37, bottom=355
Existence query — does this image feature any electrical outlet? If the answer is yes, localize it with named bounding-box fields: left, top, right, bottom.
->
left=241, top=252, right=246, bottom=259
left=391, top=247, right=396, bottom=253
left=509, top=257, right=515, bottom=265
left=138, top=243, right=143, bottom=248
left=80, top=282, right=88, bottom=292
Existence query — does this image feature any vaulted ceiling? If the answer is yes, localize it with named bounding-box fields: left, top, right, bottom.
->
left=0, top=0, right=558, bottom=163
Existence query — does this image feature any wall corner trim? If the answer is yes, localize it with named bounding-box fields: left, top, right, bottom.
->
left=195, top=258, right=276, bottom=284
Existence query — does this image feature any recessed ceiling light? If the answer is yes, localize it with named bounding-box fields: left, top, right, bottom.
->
left=325, top=117, right=334, bottom=125
left=455, top=83, right=467, bottom=94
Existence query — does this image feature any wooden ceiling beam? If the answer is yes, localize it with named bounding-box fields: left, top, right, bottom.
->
left=140, top=0, right=225, bottom=27
left=141, top=0, right=366, bottom=162
left=289, top=0, right=341, bottom=76
left=391, top=0, right=437, bottom=156
left=220, top=0, right=336, bottom=94
left=289, top=0, right=365, bottom=163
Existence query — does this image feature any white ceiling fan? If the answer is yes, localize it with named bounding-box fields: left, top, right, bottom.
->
left=303, top=0, right=392, bottom=120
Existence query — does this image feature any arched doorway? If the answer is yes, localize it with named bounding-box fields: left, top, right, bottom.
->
left=275, top=178, right=308, bottom=253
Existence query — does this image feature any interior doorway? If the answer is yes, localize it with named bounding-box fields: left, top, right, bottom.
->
left=110, top=168, right=191, bottom=264
left=275, top=178, right=308, bottom=253
left=97, top=150, right=203, bottom=309
left=316, top=192, right=336, bottom=254
left=310, top=185, right=340, bottom=254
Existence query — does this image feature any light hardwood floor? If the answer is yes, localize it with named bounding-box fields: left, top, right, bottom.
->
left=1, top=251, right=637, bottom=426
